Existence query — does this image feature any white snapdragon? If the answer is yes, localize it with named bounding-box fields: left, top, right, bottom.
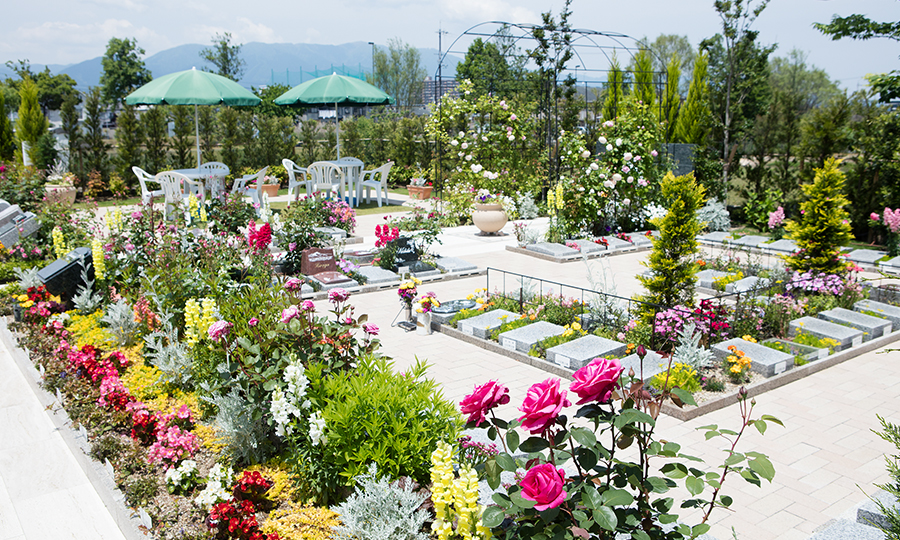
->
left=309, top=412, right=327, bottom=446
left=195, top=463, right=234, bottom=509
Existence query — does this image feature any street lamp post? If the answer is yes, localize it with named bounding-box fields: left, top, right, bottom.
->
left=368, top=41, right=375, bottom=117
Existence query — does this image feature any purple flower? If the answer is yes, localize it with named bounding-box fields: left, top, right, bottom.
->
left=363, top=323, right=379, bottom=335
left=289, top=242, right=297, bottom=252
left=328, top=288, right=350, bottom=303
left=207, top=321, right=233, bottom=343
left=131, top=211, right=143, bottom=220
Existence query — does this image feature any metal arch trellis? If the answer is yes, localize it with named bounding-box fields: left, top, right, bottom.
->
left=432, top=21, right=669, bottom=203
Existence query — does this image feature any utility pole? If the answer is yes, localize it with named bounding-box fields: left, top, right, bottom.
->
left=436, top=25, right=449, bottom=200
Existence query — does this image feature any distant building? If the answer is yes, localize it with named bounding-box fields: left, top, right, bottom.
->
left=422, top=77, right=459, bottom=105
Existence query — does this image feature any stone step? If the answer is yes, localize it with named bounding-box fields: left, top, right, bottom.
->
left=712, top=338, right=794, bottom=377
left=855, top=299, right=900, bottom=332
left=497, top=321, right=565, bottom=354
left=818, top=307, right=892, bottom=342
left=789, top=317, right=864, bottom=352
left=696, top=269, right=729, bottom=289
left=546, top=334, right=627, bottom=370
left=807, top=519, right=885, bottom=540
left=880, top=256, right=900, bottom=273
left=457, top=309, right=519, bottom=339
left=763, top=239, right=798, bottom=253
left=846, top=249, right=888, bottom=265
left=527, top=242, right=580, bottom=258
left=725, top=276, right=770, bottom=294
left=858, top=489, right=899, bottom=531
left=732, top=234, right=768, bottom=248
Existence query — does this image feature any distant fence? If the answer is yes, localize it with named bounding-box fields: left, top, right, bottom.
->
left=269, top=65, right=367, bottom=86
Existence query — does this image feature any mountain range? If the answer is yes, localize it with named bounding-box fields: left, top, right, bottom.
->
left=0, top=41, right=462, bottom=90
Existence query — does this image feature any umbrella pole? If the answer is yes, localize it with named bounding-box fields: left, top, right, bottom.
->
left=195, top=104, right=201, bottom=168
left=335, top=102, right=341, bottom=160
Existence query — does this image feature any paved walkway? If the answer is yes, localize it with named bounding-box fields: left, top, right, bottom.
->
left=2, top=204, right=899, bottom=539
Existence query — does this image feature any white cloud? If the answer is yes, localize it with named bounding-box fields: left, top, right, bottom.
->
left=8, top=19, right=165, bottom=64
left=86, top=0, right=147, bottom=11
left=439, top=0, right=538, bottom=24
left=235, top=17, right=284, bottom=43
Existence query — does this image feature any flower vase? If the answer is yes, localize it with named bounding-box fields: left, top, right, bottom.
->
left=405, top=304, right=414, bottom=323
left=416, top=310, right=433, bottom=335
left=472, top=203, right=508, bottom=234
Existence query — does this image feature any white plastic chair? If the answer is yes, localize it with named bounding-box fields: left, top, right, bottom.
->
left=198, top=161, right=230, bottom=199
left=155, top=171, right=195, bottom=220
left=357, top=162, right=393, bottom=207
left=337, top=157, right=364, bottom=207
left=132, top=166, right=164, bottom=205
left=282, top=158, right=308, bottom=204
left=235, top=166, right=269, bottom=209
left=306, top=161, right=345, bottom=201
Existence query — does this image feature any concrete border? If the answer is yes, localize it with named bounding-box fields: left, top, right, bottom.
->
left=504, top=244, right=652, bottom=264
left=0, top=319, right=147, bottom=540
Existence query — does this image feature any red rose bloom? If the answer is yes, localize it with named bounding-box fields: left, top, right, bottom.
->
left=460, top=381, right=510, bottom=426
left=518, top=378, right=571, bottom=434
left=570, top=357, right=622, bottom=404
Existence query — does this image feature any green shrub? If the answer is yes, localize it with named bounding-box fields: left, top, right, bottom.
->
left=207, top=191, right=257, bottom=234
left=651, top=362, right=701, bottom=393
left=310, top=356, right=460, bottom=489
left=490, top=316, right=530, bottom=341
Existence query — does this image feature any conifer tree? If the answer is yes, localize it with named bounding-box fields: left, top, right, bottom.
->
left=603, top=55, right=625, bottom=121
left=637, top=171, right=705, bottom=320
left=0, top=91, right=14, bottom=161
left=14, top=77, right=48, bottom=165
left=661, top=55, right=682, bottom=142
left=115, top=103, right=143, bottom=185
left=783, top=158, right=853, bottom=275
left=633, top=48, right=656, bottom=119
left=675, top=52, right=710, bottom=144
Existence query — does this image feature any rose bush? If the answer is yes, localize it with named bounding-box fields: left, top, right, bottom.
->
left=459, top=380, right=510, bottom=426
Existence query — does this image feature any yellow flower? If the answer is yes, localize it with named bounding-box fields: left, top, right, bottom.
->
left=571, top=322, right=582, bottom=332
left=742, top=335, right=757, bottom=343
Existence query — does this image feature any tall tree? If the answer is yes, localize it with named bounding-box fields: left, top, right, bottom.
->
left=814, top=13, right=900, bottom=102
left=704, top=0, right=772, bottom=190
left=456, top=38, right=513, bottom=98
left=645, top=34, right=695, bottom=93
left=115, top=104, right=143, bottom=183
left=0, top=91, right=14, bottom=161
left=169, top=106, right=194, bottom=168
left=631, top=48, right=656, bottom=118
left=675, top=52, right=710, bottom=144
left=141, top=105, right=169, bottom=174
left=603, top=54, right=625, bottom=121
left=368, top=38, right=426, bottom=108
left=81, top=87, right=107, bottom=177
left=197, top=106, right=218, bottom=161
left=60, top=93, right=81, bottom=173
left=199, top=32, right=246, bottom=81
left=4, top=61, right=78, bottom=112
left=100, top=38, right=152, bottom=107
left=14, top=77, right=48, bottom=166
left=661, top=55, right=682, bottom=142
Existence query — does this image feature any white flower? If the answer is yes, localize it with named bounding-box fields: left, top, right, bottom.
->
left=623, top=198, right=631, bottom=205
left=507, top=135, right=515, bottom=141
left=458, top=152, right=464, bottom=157
left=589, top=162, right=599, bottom=171
left=627, top=176, right=634, bottom=183
left=461, top=142, right=469, bottom=149
left=603, top=180, right=615, bottom=188
left=581, top=150, right=591, bottom=158
left=612, top=173, right=622, bottom=182
left=634, top=155, right=641, bottom=161
left=458, top=131, right=465, bottom=138
left=623, top=152, right=633, bottom=161
left=598, top=136, right=607, bottom=144
left=606, top=144, right=613, bottom=151
left=270, top=388, right=300, bottom=437
left=471, top=164, right=483, bottom=173
left=309, top=412, right=327, bottom=446
left=450, top=140, right=459, bottom=146
left=616, top=138, right=623, bottom=146
left=465, top=154, right=473, bottom=161
left=482, top=136, right=488, bottom=142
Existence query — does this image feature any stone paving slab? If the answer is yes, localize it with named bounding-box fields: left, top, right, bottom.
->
left=457, top=309, right=519, bottom=339
left=435, top=256, right=478, bottom=273
left=697, top=231, right=731, bottom=244
left=847, top=249, right=888, bottom=265
left=498, top=321, right=565, bottom=354
left=357, top=266, right=398, bottom=285
left=712, top=338, right=794, bottom=377
left=880, top=256, right=900, bottom=272
left=619, top=351, right=667, bottom=383
left=696, top=269, right=729, bottom=289
left=818, top=307, right=892, bottom=342
left=763, top=239, right=798, bottom=253
left=855, top=299, right=900, bottom=332
left=858, top=489, right=897, bottom=531
left=527, top=242, right=580, bottom=258
left=601, top=236, right=634, bottom=250
left=789, top=316, right=864, bottom=351
left=571, top=239, right=606, bottom=254
left=807, top=519, right=885, bottom=540
left=732, top=235, right=768, bottom=248
left=725, top=276, right=770, bottom=294
left=546, top=334, right=627, bottom=370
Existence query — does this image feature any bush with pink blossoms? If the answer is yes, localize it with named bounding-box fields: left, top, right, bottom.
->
left=462, top=354, right=781, bottom=538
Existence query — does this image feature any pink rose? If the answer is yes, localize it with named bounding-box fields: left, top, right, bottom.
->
left=285, top=277, right=302, bottom=291
left=281, top=305, right=300, bottom=324
left=460, top=381, right=510, bottom=426
left=301, top=300, right=315, bottom=312
left=248, top=317, right=259, bottom=327
left=363, top=323, right=379, bottom=335
left=870, top=212, right=880, bottom=221
left=570, top=358, right=622, bottom=404
left=518, top=378, right=571, bottom=434
left=520, top=463, right=567, bottom=511
left=328, top=288, right=350, bottom=303
left=207, top=320, right=233, bottom=343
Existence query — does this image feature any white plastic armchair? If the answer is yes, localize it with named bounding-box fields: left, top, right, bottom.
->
left=337, top=157, right=364, bottom=206
left=132, top=166, right=164, bottom=205
left=357, top=162, right=393, bottom=207
left=198, top=161, right=230, bottom=199
left=237, top=166, right=270, bottom=209
left=155, top=171, right=192, bottom=220
left=282, top=158, right=308, bottom=204
left=306, top=161, right=344, bottom=200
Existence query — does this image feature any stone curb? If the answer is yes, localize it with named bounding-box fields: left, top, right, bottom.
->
left=504, top=244, right=651, bottom=264
left=0, top=319, right=148, bottom=540
left=301, top=267, right=487, bottom=301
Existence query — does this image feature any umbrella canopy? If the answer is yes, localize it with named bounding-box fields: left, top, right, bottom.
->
left=274, top=73, right=393, bottom=159
left=125, top=68, right=260, bottom=166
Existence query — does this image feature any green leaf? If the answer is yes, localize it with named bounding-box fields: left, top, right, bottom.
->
left=496, top=453, right=517, bottom=472
left=615, top=408, right=655, bottom=429
left=658, top=513, right=678, bottom=524
left=749, top=456, right=776, bottom=482
left=511, top=489, right=536, bottom=509
left=492, top=492, right=512, bottom=509
left=760, top=414, right=784, bottom=427
left=720, top=495, right=733, bottom=507
left=662, top=463, right=688, bottom=479
left=741, top=468, right=761, bottom=487
left=632, top=531, right=652, bottom=540
left=645, top=476, right=670, bottom=493
left=602, top=488, right=633, bottom=506
left=685, top=476, right=704, bottom=496
left=704, top=430, right=719, bottom=440
left=482, top=506, right=505, bottom=528
left=571, top=427, right=596, bottom=448
left=576, top=447, right=598, bottom=471
left=262, top=379, right=277, bottom=391
left=671, top=387, right=697, bottom=407
left=519, top=436, right=550, bottom=453
left=754, top=419, right=767, bottom=435
left=692, top=523, right=710, bottom=536
left=485, top=460, right=501, bottom=490
left=506, top=429, right=520, bottom=452
left=592, top=506, right=617, bottom=531
left=724, top=453, right=744, bottom=466
left=582, top=486, right=603, bottom=510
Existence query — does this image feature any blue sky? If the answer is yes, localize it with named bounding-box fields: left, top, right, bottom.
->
left=2, top=0, right=897, bottom=89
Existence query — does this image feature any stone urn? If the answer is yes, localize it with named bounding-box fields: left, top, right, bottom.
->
left=472, top=203, right=508, bottom=234
left=45, top=185, right=77, bottom=205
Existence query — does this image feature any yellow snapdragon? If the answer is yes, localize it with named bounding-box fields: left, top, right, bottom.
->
left=429, top=441, right=491, bottom=540
left=184, top=297, right=218, bottom=346
left=51, top=226, right=68, bottom=259
left=91, top=239, right=106, bottom=281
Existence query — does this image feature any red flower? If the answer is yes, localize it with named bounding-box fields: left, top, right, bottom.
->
left=518, top=378, right=571, bottom=434
left=570, top=357, right=622, bottom=404
left=520, top=463, right=567, bottom=510
left=459, top=381, right=510, bottom=426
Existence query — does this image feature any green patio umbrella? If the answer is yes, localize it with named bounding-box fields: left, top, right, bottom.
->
left=125, top=67, right=261, bottom=167
left=274, top=73, right=394, bottom=159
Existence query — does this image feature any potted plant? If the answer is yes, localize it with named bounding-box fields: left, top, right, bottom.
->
left=472, top=189, right=508, bottom=234
left=253, top=175, right=281, bottom=199
left=408, top=177, right=433, bottom=200
left=44, top=162, right=77, bottom=205
left=416, top=291, right=440, bottom=335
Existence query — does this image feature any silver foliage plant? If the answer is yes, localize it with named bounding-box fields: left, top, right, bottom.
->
left=673, top=322, right=715, bottom=370
left=102, top=298, right=138, bottom=347
left=202, top=387, right=271, bottom=465
left=72, top=262, right=103, bottom=313
left=696, top=198, right=731, bottom=232
left=141, top=278, right=192, bottom=387
left=332, top=463, right=429, bottom=540
left=14, top=267, right=41, bottom=289
left=515, top=192, right=541, bottom=220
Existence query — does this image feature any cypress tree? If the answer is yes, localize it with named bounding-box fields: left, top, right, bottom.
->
left=675, top=52, right=710, bottom=144
left=661, top=55, right=682, bottom=142
left=603, top=55, right=625, bottom=121
left=14, top=77, right=49, bottom=165
left=0, top=91, right=14, bottom=161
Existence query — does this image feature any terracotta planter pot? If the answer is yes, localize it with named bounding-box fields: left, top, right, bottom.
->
left=408, top=185, right=433, bottom=200
left=472, top=203, right=508, bottom=234
left=45, top=185, right=77, bottom=205
left=254, top=184, right=280, bottom=198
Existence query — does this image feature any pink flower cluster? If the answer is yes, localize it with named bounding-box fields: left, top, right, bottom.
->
left=284, top=277, right=303, bottom=291
left=786, top=271, right=849, bottom=296
left=247, top=221, right=273, bottom=251
left=374, top=224, right=399, bottom=248
left=768, top=206, right=785, bottom=229
left=328, top=288, right=350, bottom=303
left=208, top=320, right=233, bottom=343
left=884, top=208, right=900, bottom=234
left=148, top=424, right=200, bottom=466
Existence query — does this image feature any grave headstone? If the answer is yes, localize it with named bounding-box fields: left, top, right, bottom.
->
left=527, top=242, right=580, bottom=258
left=435, top=257, right=478, bottom=273
left=432, top=299, right=477, bottom=325
left=393, top=237, right=419, bottom=266
left=546, top=335, right=627, bottom=370
left=571, top=239, right=606, bottom=254
left=763, top=239, right=798, bottom=253
left=37, top=246, right=93, bottom=302
left=725, top=276, right=770, bottom=294
left=697, top=231, right=731, bottom=244
left=855, top=299, right=900, bottom=332
left=14, top=212, right=40, bottom=239
left=0, top=204, right=21, bottom=228
left=857, top=489, right=899, bottom=531
left=0, top=223, right=19, bottom=248
left=732, top=235, right=768, bottom=248
left=789, top=317, right=864, bottom=352
left=880, top=256, right=900, bottom=273
left=712, top=338, right=794, bottom=377
left=344, top=249, right=377, bottom=265
left=630, top=233, right=654, bottom=248
left=846, top=249, right=887, bottom=265
left=357, top=265, right=398, bottom=285
left=313, top=226, right=347, bottom=240
left=696, top=269, right=729, bottom=289
left=300, top=248, right=336, bottom=276
left=0, top=200, right=9, bottom=213
left=619, top=351, right=667, bottom=384
left=761, top=338, right=827, bottom=362
left=817, top=307, right=892, bottom=341
left=600, top=236, right=634, bottom=250
left=407, top=261, right=440, bottom=276
left=457, top=309, right=518, bottom=339
left=497, top=321, right=565, bottom=354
